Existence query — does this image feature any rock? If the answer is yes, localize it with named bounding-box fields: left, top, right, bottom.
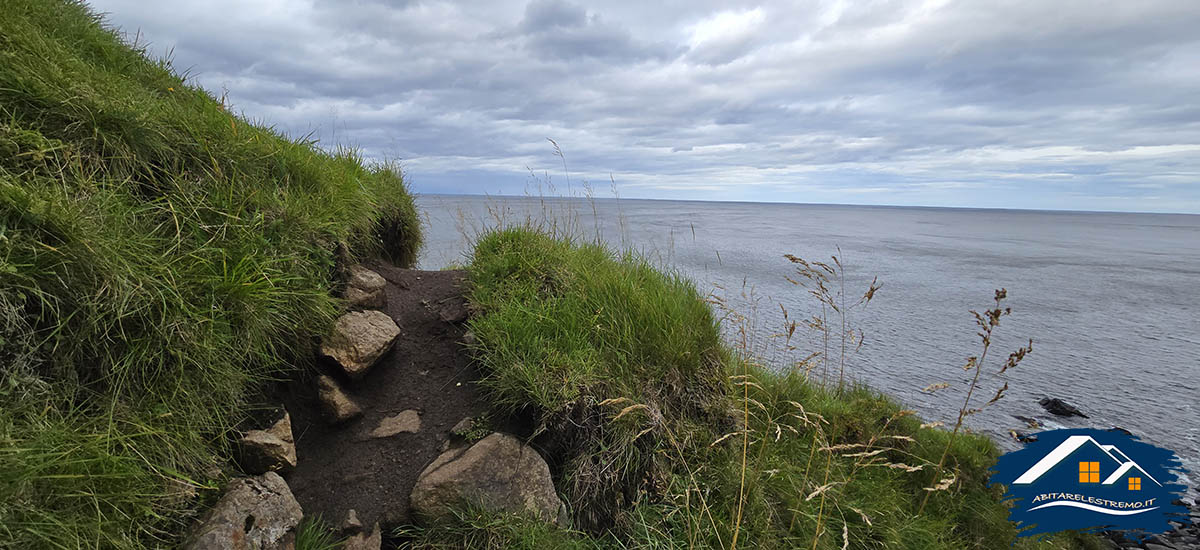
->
left=461, top=330, right=478, bottom=347
left=1144, top=544, right=1172, bottom=550
left=344, top=266, right=387, bottom=309
left=1013, top=415, right=1041, bottom=428
left=1038, top=397, right=1088, bottom=418
left=342, top=523, right=381, bottom=550
left=411, top=432, right=565, bottom=526
left=450, top=416, right=474, bottom=436
left=1009, top=430, right=1038, bottom=444
left=317, top=375, right=363, bottom=422
left=339, top=509, right=363, bottom=535
left=368, top=409, right=421, bottom=438
left=438, top=300, right=469, bottom=324
left=183, top=472, right=303, bottom=550
left=238, top=412, right=297, bottom=474
left=321, top=311, right=401, bottom=379
left=1107, top=426, right=1133, bottom=436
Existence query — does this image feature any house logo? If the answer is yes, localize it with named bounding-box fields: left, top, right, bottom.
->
left=989, top=428, right=1191, bottom=538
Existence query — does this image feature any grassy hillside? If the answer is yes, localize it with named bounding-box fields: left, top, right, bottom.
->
left=0, top=0, right=421, bottom=547
left=405, top=227, right=1101, bottom=550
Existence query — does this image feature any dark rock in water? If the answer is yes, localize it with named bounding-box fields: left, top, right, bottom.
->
left=1013, top=415, right=1042, bottom=428
left=1039, top=397, right=1088, bottom=418
left=1009, top=430, right=1038, bottom=444
left=1107, top=426, right=1133, bottom=436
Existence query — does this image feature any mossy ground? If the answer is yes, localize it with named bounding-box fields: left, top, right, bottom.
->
left=0, top=1, right=420, bottom=547
left=402, top=227, right=1102, bottom=550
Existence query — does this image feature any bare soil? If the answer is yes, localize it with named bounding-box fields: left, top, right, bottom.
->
left=279, top=267, right=485, bottom=530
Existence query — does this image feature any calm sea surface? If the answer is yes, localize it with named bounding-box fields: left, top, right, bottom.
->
left=415, top=194, right=1200, bottom=485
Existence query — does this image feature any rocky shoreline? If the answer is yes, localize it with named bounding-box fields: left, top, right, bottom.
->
left=1102, top=512, right=1199, bottom=550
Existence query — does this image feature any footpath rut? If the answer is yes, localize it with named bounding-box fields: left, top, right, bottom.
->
left=281, top=267, right=484, bottom=529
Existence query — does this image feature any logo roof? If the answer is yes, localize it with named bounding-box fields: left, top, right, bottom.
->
left=1012, top=435, right=1161, bottom=486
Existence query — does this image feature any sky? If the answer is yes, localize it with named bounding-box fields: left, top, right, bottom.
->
left=86, top=0, right=1200, bottom=213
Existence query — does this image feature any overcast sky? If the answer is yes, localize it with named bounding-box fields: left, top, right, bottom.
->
left=88, top=0, right=1200, bottom=213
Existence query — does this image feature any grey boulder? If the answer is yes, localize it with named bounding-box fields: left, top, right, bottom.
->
left=344, top=265, right=387, bottom=309
left=183, top=472, right=302, bottom=550
left=320, top=311, right=400, bottom=379
left=238, top=412, right=296, bottom=475
left=317, top=375, right=362, bottom=423
left=1038, top=397, right=1088, bottom=418
left=410, top=432, right=565, bottom=526
left=342, top=523, right=381, bottom=550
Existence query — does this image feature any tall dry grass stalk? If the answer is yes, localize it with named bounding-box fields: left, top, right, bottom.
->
left=783, top=251, right=881, bottom=393
left=918, top=288, right=1033, bottom=514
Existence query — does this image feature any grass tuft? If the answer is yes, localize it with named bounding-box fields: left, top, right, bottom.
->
left=465, top=227, right=1099, bottom=549
left=0, top=1, right=420, bottom=547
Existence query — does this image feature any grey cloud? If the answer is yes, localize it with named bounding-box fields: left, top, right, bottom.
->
left=516, top=0, right=683, bottom=62
left=85, top=0, right=1200, bottom=212
left=521, top=0, right=588, bottom=29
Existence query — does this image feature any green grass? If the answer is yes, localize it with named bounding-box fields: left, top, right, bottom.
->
left=0, top=1, right=421, bottom=548
left=437, top=227, right=1103, bottom=550
left=295, top=516, right=345, bottom=550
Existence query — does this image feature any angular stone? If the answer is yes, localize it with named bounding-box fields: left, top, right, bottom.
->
left=348, top=265, right=387, bottom=293
left=339, top=509, right=363, bottom=535
left=183, top=472, right=302, bottom=550
left=450, top=416, right=474, bottom=436
left=342, top=523, right=381, bottom=550
left=438, top=299, right=469, bottom=324
left=344, top=266, right=387, bottom=309
left=317, top=375, right=362, bottom=423
left=368, top=409, right=421, bottom=438
left=410, top=432, right=564, bottom=526
left=321, top=311, right=400, bottom=379
left=344, top=286, right=384, bottom=309
left=238, top=412, right=297, bottom=474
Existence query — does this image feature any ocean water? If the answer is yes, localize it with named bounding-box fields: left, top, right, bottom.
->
left=415, top=194, right=1200, bottom=487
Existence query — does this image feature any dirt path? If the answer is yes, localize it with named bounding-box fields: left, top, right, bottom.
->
left=281, top=267, right=485, bottom=530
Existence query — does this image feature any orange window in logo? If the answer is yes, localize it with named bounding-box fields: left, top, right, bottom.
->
left=1128, top=477, right=1141, bottom=491
left=1078, top=461, right=1100, bottom=483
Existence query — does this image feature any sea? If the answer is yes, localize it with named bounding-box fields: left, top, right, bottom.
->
left=414, top=194, right=1200, bottom=490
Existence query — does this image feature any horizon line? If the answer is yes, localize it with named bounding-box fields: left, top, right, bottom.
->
left=415, top=192, right=1200, bottom=217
